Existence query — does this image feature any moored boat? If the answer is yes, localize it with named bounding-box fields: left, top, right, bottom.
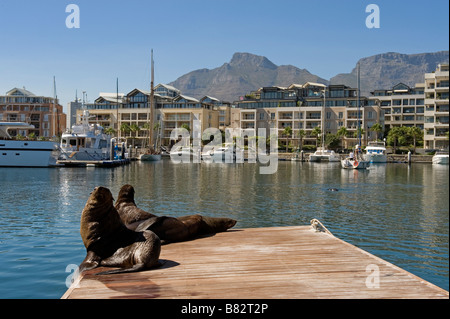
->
left=59, top=110, right=114, bottom=161
left=432, top=151, right=449, bottom=165
left=364, top=141, right=387, bottom=163
left=309, top=148, right=340, bottom=162
left=0, top=122, right=59, bottom=167
left=341, top=145, right=370, bottom=169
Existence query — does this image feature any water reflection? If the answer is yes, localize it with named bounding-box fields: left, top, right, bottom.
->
left=0, top=161, right=448, bottom=298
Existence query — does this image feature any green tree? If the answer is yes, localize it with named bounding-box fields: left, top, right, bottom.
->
left=296, top=129, right=306, bottom=151
left=370, top=122, right=383, bottom=141
left=408, top=126, right=423, bottom=154
left=387, top=127, right=407, bottom=154
left=104, top=127, right=116, bottom=137
left=120, top=123, right=131, bottom=136
left=129, top=124, right=140, bottom=147
left=325, top=133, right=340, bottom=150
left=180, top=123, right=190, bottom=132
left=311, top=126, right=321, bottom=148
left=337, top=126, right=348, bottom=150
left=282, top=126, right=293, bottom=152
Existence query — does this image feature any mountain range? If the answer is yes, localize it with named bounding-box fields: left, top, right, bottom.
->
left=168, top=51, right=449, bottom=102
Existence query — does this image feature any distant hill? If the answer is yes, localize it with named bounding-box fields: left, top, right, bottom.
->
left=330, top=51, right=449, bottom=96
left=168, top=52, right=328, bottom=102
left=169, top=51, right=449, bottom=102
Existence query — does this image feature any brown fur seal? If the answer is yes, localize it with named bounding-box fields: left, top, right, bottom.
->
left=115, top=184, right=237, bottom=243
left=79, top=186, right=161, bottom=275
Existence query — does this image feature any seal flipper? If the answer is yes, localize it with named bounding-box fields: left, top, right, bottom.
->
left=78, top=251, right=101, bottom=273
left=95, top=263, right=147, bottom=275
left=95, top=260, right=164, bottom=275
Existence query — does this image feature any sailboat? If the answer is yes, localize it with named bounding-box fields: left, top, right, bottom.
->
left=140, top=49, right=162, bottom=162
left=341, top=63, right=370, bottom=170
left=309, top=85, right=340, bottom=162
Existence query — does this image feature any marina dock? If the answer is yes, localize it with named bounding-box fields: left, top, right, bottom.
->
left=62, top=224, right=448, bottom=299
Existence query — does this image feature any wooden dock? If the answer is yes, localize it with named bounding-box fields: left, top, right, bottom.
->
left=62, top=225, right=448, bottom=299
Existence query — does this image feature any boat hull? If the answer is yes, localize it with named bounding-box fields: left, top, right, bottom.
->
left=341, top=158, right=370, bottom=169
left=432, top=155, right=449, bottom=165
left=0, top=140, right=59, bottom=167
left=365, top=154, right=387, bottom=163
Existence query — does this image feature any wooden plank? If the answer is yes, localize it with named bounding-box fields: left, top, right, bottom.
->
left=62, top=226, right=449, bottom=299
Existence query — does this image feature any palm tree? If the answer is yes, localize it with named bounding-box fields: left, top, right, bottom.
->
left=370, top=122, right=383, bottom=141
left=337, top=126, right=348, bottom=150
left=120, top=123, right=131, bottom=142
left=296, top=129, right=306, bottom=151
left=408, top=126, right=423, bottom=154
left=387, top=127, right=403, bottom=154
left=311, top=126, right=321, bottom=148
left=180, top=123, right=190, bottom=132
left=282, top=126, right=293, bottom=152
left=130, top=124, right=140, bottom=148
left=104, top=127, right=116, bottom=137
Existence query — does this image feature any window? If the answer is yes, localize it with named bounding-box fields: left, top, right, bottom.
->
left=338, top=112, right=343, bottom=119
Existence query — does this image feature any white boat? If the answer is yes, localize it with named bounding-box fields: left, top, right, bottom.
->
left=170, top=147, right=200, bottom=162
left=59, top=110, right=114, bottom=161
left=432, top=151, right=449, bottom=165
left=341, top=157, right=371, bottom=169
left=202, top=145, right=236, bottom=163
left=341, top=145, right=370, bottom=169
left=309, top=148, right=340, bottom=162
left=0, top=122, right=59, bottom=167
left=341, top=65, right=370, bottom=170
left=364, top=141, right=387, bottom=163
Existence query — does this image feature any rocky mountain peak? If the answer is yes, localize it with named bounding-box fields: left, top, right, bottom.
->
left=229, top=52, right=277, bottom=70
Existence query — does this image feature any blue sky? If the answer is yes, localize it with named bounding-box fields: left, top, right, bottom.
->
left=0, top=0, right=448, bottom=111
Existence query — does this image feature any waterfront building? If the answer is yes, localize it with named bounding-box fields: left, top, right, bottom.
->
left=424, top=63, right=449, bottom=150
left=370, top=83, right=425, bottom=132
left=79, top=84, right=230, bottom=147
left=232, top=83, right=380, bottom=149
left=0, top=87, right=66, bottom=138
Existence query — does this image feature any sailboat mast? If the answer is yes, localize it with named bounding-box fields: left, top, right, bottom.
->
left=53, top=76, right=57, bottom=138
left=149, top=49, right=155, bottom=149
left=116, top=78, right=119, bottom=132
left=357, top=62, right=361, bottom=147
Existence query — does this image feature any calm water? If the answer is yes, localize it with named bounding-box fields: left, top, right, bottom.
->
left=0, top=160, right=448, bottom=298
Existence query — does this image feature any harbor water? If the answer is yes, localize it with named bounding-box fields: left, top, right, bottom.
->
left=0, top=160, right=448, bottom=298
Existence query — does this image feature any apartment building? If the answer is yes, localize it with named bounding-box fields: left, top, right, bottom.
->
left=232, top=83, right=380, bottom=149
left=370, top=83, right=425, bottom=131
left=79, top=84, right=231, bottom=147
left=424, top=63, right=449, bottom=150
left=0, top=87, right=66, bottom=138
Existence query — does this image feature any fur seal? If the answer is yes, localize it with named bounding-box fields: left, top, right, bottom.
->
left=115, top=184, right=237, bottom=243
left=79, top=186, right=161, bottom=275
